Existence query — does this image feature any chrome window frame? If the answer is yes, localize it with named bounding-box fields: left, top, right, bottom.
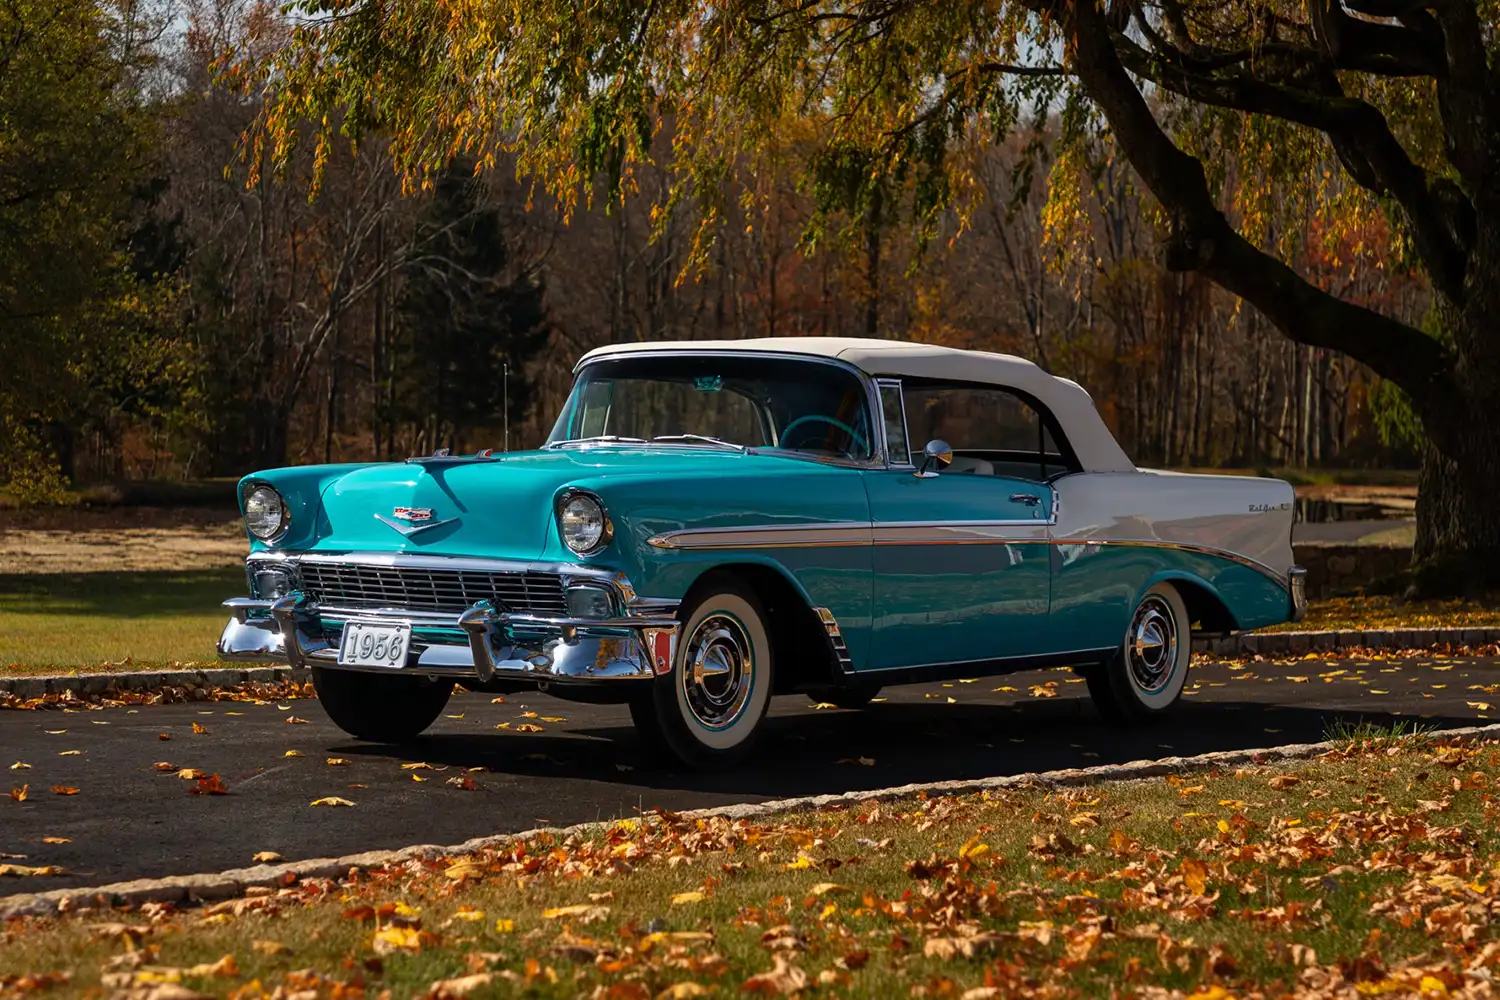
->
left=875, top=378, right=913, bottom=469
left=895, top=376, right=1084, bottom=483
left=564, top=349, right=888, bottom=469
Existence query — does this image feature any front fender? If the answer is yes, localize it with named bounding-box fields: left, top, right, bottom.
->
left=238, top=464, right=375, bottom=551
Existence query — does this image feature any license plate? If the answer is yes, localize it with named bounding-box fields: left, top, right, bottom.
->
left=338, top=621, right=412, bottom=669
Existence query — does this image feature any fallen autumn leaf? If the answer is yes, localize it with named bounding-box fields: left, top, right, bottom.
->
left=188, top=774, right=229, bottom=795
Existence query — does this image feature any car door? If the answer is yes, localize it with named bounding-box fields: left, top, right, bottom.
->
left=861, top=379, right=1060, bottom=670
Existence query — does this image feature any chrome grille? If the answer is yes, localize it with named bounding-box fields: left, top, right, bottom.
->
left=298, top=562, right=567, bottom=616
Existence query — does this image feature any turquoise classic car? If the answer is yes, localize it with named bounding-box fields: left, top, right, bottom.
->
left=219, top=338, right=1306, bottom=768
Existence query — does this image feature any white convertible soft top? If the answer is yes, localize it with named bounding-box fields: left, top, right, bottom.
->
left=579, top=337, right=1136, bottom=473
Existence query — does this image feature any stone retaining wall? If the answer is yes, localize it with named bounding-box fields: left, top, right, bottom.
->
left=1294, top=542, right=1412, bottom=599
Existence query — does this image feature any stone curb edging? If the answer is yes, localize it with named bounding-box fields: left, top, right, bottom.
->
left=1193, top=626, right=1500, bottom=658
left=5, top=721, right=1499, bottom=920
left=0, top=666, right=310, bottom=700
left=3, top=625, right=1498, bottom=700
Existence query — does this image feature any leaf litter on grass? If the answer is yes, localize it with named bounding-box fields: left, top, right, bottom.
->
left=0, top=679, right=317, bottom=713
left=7, top=737, right=1500, bottom=998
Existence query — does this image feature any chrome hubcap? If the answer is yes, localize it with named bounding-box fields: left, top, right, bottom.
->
left=681, top=614, right=754, bottom=729
left=1127, top=597, right=1178, bottom=694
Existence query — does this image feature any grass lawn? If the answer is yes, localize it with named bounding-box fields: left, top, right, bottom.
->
left=2, top=734, right=1497, bottom=997
left=0, top=569, right=246, bottom=673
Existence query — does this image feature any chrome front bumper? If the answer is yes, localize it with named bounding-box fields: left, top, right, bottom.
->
left=218, top=594, right=678, bottom=685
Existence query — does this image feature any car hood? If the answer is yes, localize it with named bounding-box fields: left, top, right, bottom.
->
left=309, top=447, right=820, bottom=560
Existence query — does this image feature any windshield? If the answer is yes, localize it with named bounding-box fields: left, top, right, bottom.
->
left=548, top=354, right=875, bottom=461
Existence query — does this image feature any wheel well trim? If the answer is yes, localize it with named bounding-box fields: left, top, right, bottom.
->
left=679, top=559, right=849, bottom=685
left=1140, top=570, right=1240, bottom=634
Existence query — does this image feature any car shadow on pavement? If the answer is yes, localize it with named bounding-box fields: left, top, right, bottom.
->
left=334, top=696, right=1475, bottom=803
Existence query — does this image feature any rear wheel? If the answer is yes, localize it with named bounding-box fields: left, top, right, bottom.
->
left=311, top=667, right=452, bottom=742
left=1085, top=582, right=1191, bottom=722
left=635, top=578, right=774, bottom=770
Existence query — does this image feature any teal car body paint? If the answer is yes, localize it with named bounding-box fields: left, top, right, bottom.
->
left=220, top=338, right=1306, bottom=767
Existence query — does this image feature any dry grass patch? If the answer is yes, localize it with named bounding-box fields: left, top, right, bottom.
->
left=4, top=736, right=1500, bottom=998
left=0, top=517, right=245, bottom=576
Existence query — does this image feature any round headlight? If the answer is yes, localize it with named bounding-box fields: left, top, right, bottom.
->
left=559, top=493, right=610, bottom=554
left=244, top=484, right=288, bottom=541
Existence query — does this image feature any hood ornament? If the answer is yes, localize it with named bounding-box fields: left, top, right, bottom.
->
left=375, top=507, right=459, bottom=537
left=405, top=448, right=498, bottom=465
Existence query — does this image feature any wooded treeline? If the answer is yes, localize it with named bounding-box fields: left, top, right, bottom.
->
left=0, top=0, right=1429, bottom=496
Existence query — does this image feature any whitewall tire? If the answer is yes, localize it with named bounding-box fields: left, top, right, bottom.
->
left=1085, top=582, right=1191, bottom=721
left=632, top=578, right=774, bottom=769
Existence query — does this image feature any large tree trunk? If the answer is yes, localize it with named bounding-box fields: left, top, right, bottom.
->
left=1412, top=427, right=1500, bottom=586
left=1415, top=214, right=1500, bottom=583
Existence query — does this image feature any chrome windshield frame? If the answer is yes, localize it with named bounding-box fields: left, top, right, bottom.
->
left=556, top=349, right=889, bottom=469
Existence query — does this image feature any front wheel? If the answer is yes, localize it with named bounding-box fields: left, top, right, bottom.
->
left=1085, top=582, right=1191, bottom=722
left=311, top=667, right=452, bottom=742
left=635, top=579, right=774, bottom=770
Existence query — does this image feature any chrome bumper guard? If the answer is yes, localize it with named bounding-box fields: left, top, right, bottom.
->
left=1288, top=566, right=1308, bottom=623
left=218, top=593, right=678, bottom=684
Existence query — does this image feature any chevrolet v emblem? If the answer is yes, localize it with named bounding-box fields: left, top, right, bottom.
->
left=374, top=507, right=459, bottom=536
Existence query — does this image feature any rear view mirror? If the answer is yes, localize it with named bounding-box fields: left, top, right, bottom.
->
left=914, top=439, right=953, bottom=479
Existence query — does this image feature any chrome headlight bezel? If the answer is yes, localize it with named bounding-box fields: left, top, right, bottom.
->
left=557, top=490, right=612, bottom=556
left=243, top=483, right=290, bottom=542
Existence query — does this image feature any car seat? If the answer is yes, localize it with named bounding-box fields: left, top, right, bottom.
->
left=945, top=456, right=995, bottom=476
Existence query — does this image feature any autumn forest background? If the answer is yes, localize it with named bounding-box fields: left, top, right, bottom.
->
left=1, top=0, right=1433, bottom=499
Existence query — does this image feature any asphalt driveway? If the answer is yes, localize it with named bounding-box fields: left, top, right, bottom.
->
left=1, top=653, right=1495, bottom=891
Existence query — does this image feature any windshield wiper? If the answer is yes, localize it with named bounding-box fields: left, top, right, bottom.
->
left=650, top=434, right=748, bottom=452
left=546, top=435, right=649, bottom=449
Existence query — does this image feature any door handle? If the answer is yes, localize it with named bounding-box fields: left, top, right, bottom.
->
left=1009, top=493, right=1041, bottom=506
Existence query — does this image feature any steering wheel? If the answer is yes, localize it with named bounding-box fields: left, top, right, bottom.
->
left=778, top=414, right=870, bottom=455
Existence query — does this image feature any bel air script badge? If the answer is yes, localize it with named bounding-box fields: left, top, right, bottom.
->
left=374, top=506, right=458, bottom=536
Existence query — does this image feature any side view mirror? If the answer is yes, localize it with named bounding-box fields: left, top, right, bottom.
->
left=914, top=439, right=953, bottom=479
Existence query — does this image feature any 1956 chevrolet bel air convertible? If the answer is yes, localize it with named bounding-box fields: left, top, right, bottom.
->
left=219, top=337, right=1306, bottom=768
